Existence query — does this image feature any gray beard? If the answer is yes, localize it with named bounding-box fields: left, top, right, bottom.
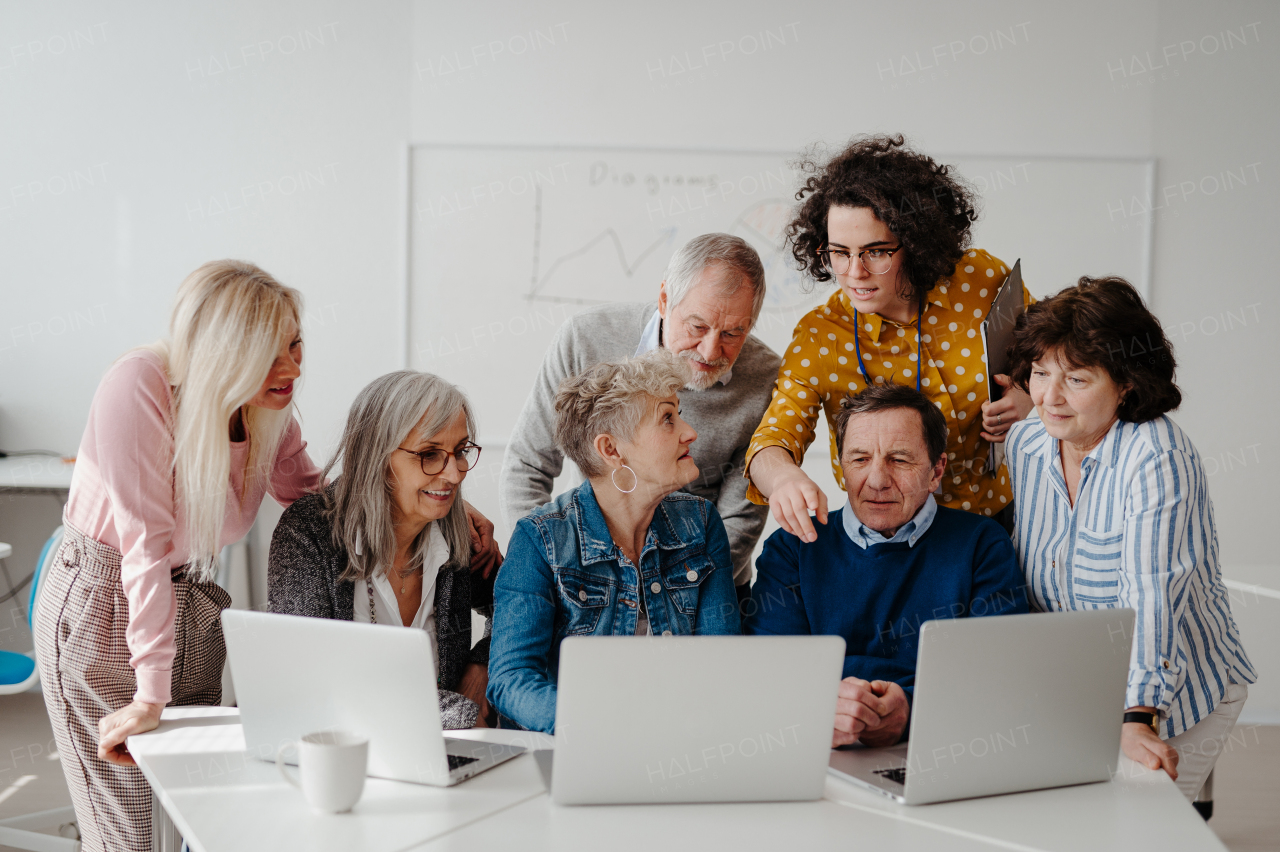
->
left=683, top=368, right=727, bottom=391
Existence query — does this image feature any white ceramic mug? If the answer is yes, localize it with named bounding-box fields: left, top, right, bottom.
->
left=275, top=730, right=369, bottom=813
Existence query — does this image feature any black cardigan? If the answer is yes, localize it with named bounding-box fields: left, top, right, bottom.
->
left=267, top=489, right=493, bottom=728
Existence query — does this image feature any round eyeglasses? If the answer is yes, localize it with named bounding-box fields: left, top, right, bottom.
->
left=398, top=443, right=482, bottom=476
left=816, top=245, right=901, bottom=276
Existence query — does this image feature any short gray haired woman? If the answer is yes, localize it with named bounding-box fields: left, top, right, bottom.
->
left=488, top=349, right=741, bottom=733
left=269, top=371, right=496, bottom=728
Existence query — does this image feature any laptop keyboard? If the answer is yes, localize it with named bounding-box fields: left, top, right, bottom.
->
left=447, top=754, right=480, bottom=772
left=873, top=766, right=907, bottom=785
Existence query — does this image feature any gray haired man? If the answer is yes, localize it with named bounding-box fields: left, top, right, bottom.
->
left=499, top=233, right=782, bottom=603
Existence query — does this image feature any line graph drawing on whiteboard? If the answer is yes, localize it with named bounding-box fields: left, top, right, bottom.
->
left=524, top=183, right=814, bottom=309
left=527, top=185, right=678, bottom=305
left=410, top=144, right=1155, bottom=367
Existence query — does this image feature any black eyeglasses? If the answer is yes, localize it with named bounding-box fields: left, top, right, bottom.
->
left=817, top=245, right=902, bottom=276
left=398, top=443, right=482, bottom=475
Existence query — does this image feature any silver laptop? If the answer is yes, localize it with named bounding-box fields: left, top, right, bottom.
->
left=829, top=609, right=1135, bottom=804
left=545, top=635, right=845, bottom=805
left=222, top=609, right=523, bottom=786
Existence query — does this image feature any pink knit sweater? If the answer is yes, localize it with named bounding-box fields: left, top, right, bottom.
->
left=65, top=351, right=323, bottom=704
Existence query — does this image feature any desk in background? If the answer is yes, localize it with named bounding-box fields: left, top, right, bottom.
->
left=0, top=455, right=74, bottom=647
left=0, top=455, right=75, bottom=499
left=128, top=708, right=1226, bottom=852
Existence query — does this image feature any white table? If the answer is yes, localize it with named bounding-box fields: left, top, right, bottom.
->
left=0, top=455, right=75, bottom=498
left=0, top=455, right=73, bottom=622
left=129, top=708, right=1226, bottom=852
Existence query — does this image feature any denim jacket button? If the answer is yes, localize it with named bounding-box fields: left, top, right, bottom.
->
left=578, top=589, right=588, bottom=602
left=686, top=569, right=698, bottom=582
left=650, top=581, right=661, bottom=594
left=661, top=630, right=672, bottom=636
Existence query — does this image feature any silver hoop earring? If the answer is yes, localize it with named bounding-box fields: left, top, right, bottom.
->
left=611, top=464, right=638, bottom=494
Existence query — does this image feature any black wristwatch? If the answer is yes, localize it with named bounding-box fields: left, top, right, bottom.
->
left=1123, top=711, right=1159, bottom=734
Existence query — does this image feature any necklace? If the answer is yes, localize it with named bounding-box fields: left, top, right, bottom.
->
left=852, top=296, right=924, bottom=392
left=393, top=564, right=421, bottom=595
left=367, top=568, right=422, bottom=622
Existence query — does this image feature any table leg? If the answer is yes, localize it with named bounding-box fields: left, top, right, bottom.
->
left=151, top=792, right=184, bottom=852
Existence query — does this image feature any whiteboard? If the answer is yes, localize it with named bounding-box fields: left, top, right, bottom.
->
left=407, top=143, right=1152, bottom=444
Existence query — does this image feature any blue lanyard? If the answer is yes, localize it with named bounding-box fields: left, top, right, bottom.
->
left=853, top=304, right=922, bottom=393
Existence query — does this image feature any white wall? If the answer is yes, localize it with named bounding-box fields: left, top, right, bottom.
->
left=1148, top=1, right=1276, bottom=570
left=0, top=0, right=411, bottom=643
left=2, top=0, right=411, bottom=459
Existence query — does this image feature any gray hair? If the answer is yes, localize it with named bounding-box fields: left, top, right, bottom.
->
left=663, top=233, right=766, bottom=325
left=322, top=371, right=475, bottom=582
left=554, top=349, right=690, bottom=478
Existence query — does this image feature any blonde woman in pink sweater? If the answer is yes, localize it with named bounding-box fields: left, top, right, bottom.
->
left=34, top=260, right=324, bottom=852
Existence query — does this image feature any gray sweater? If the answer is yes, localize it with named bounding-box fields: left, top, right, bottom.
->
left=268, top=489, right=492, bottom=729
left=498, top=302, right=781, bottom=584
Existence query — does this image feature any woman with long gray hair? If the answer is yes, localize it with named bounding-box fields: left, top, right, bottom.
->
left=268, top=371, right=496, bottom=727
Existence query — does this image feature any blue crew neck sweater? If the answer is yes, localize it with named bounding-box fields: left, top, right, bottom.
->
left=744, top=505, right=1027, bottom=704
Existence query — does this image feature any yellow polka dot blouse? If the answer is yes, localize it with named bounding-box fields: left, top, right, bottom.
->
left=745, top=249, right=1033, bottom=518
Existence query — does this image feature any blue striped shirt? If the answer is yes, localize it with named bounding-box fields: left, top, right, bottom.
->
left=1006, top=413, right=1255, bottom=738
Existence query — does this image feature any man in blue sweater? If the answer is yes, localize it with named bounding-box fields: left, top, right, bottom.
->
left=744, top=385, right=1026, bottom=748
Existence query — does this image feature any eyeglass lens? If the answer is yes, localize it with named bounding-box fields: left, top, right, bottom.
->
left=419, top=445, right=480, bottom=475
left=822, top=249, right=894, bottom=276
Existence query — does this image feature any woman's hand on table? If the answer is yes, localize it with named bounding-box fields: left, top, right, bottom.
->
left=980, top=375, right=1034, bottom=443
left=1121, top=720, right=1179, bottom=780
left=98, top=700, right=163, bottom=766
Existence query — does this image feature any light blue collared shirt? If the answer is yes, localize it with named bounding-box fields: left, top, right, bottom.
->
left=841, top=493, right=938, bottom=549
left=634, top=309, right=734, bottom=385
left=1006, top=413, right=1256, bottom=737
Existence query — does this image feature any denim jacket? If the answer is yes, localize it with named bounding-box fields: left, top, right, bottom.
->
left=487, top=480, right=740, bottom=733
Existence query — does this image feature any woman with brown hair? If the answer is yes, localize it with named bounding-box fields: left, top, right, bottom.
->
left=747, top=135, right=1034, bottom=540
left=1004, top=275, right=1255, bottom=801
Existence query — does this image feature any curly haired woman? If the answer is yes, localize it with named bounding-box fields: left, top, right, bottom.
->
left=747, top=135, right=1035, bottom=541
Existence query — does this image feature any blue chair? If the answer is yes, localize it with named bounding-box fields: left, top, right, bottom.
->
left=0, top=528, right=62, bottom=695
left=0, top=526, right=81, bottom=851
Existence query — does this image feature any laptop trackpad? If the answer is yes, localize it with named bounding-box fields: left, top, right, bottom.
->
left=534, top=749, right=554, bottom=791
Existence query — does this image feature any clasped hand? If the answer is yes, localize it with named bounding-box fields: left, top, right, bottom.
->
left=832, top=677, right=909, bottom=748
